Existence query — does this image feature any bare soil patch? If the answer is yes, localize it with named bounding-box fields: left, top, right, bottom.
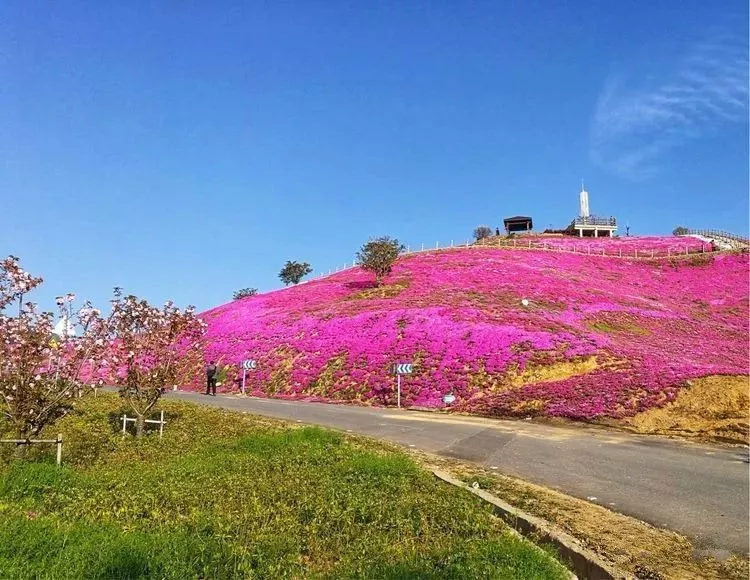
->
left=625, top=375, right=749, bottom=445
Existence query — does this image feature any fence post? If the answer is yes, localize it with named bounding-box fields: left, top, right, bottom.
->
left=685, top=246, right=688, bottom=255
left=451, top=240, right=454, bottom=247
left=421, top=243, right=424, bottom=251
left=436, top=241, right=439, bottom=249
left=122, top=414, right=127, bottom=434
left=528, top=240, right=532, bottom=249
left=56, top=434, right=62, bottom=466
left=635, top=249, right=638, bottom=258
left=651, top=249, right=654, bottom=258
left=513, top=239, right=516, bottom=248
left=159, top=410, right=165, bottom=439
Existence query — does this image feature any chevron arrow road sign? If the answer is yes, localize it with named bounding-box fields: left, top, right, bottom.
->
left=392, top=362, right=413, bottom=409
left=393, top=363, right=413, bottom=375
left=240, top=360, right=257, bottom=395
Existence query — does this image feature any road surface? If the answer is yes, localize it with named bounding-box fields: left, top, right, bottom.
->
left=169, top=391, right=749, bottom=554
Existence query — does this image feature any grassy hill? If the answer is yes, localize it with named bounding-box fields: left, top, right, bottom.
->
left=201, top=239, right=748, bottom=435
left=0, top=395, right=569, bottom=579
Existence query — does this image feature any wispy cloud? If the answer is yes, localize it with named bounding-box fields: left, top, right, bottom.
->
left=590, top=29, right=748, bottom=180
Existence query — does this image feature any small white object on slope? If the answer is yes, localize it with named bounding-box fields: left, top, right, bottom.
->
left=521, top=298, right=530, bottom=307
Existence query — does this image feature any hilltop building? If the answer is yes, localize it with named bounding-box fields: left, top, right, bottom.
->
left=503, top=215, right=533, bottom=234
left=565, top=185, right=616, bottom=237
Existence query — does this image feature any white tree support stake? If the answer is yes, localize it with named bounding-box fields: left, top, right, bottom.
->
left=121, top=411, right=166, bottom=438
left=0, top=434, right=63, bottom=466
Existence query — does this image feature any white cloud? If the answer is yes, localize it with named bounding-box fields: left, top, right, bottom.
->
left=590, top=29, right=748, bottom=180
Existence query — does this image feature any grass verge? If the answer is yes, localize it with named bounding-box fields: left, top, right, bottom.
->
left=0, top=394, right=568, bottom=579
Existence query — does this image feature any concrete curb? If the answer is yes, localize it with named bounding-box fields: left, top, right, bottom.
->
left=431, top=469, right=629, bottom=580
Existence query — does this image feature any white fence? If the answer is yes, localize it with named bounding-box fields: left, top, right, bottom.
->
left=0, top=434, right=63, bottom=465
left=299, top=236, right=723, bottom=286
left=121, top=411, right=166, bottom=438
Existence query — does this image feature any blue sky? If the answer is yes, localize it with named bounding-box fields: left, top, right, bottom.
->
left=1, top=1, right=747, bottom=312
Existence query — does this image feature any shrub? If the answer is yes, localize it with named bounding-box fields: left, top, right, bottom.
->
left=233, top=288, right=257, bottom=300
left=672, top=226, right=689, bottom=236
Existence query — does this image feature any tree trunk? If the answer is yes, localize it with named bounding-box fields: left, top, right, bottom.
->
left=135, top=414, right=145, bottom=437
left=13, top=443, right=27, bottom=459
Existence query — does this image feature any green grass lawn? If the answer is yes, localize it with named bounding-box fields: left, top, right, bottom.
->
left=0, top=394, right=569, bottom=579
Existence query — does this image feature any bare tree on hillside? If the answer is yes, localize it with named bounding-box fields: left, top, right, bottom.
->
left=356, top=237, right=405, bottom=286
left=473, top=226, right=492, bottom=241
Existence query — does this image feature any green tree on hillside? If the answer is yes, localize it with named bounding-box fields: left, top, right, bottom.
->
left=279, top=261, right=313, bottom=286
left=473, top=225, right=492, bottom=241
left=672, top=226, right=689, bottom=236
left=356, top=237, right=405, bottom=286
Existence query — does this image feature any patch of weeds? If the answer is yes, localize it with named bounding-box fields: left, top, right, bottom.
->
left=349, top=281, right=410, bottom=300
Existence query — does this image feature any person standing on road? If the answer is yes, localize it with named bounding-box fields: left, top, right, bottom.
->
left=206, top=361, right=218, bottom=396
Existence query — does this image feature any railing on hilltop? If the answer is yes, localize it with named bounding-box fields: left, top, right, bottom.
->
left=571, top=216, right=617, bottom=227
left=685, top=229, right=749, bottom=245
left=300, top=236, right=725, bottom=285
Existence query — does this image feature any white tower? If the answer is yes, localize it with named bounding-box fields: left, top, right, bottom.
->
left=579, top=182, right=590, bottom=218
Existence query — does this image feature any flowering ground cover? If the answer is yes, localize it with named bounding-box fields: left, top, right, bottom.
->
left=199, top=243, right=748, bottom=422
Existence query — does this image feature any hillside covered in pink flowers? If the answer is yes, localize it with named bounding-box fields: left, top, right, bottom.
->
left=200, top=241, right=748, bottom=421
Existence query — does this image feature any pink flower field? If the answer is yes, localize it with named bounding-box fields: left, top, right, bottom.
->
left=199, top=242, right=748, bottom=421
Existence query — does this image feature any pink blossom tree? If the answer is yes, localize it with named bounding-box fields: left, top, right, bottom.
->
left=0, top=256, right=110, bottom=441
left=107, top=288, right=206, bottom=436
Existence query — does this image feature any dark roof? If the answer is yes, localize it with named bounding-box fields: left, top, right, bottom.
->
left=504, top=216, right=532, bottom=222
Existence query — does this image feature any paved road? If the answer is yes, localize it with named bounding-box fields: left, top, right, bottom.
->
left=169, top=391, right=749, bottom=554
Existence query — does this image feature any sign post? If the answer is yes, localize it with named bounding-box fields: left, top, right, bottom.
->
left=393, top=363, right=413, bottom=408
left=241, top=359, right=257, bottom=394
